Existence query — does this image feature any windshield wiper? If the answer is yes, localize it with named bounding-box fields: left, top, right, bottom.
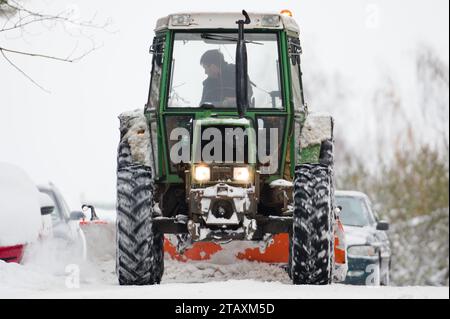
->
left=201, top=33, right=263, bottom=45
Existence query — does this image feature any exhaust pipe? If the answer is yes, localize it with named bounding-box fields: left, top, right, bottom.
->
left=235, top=10, right=251, bottom=118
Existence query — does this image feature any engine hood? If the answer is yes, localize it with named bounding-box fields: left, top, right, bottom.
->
left=191, top=117, right=257, bottom=165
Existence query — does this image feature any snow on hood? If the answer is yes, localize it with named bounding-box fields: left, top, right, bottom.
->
left=0, top=163, right=41, bottom=246
left=343, top=225, right=375, bottom=247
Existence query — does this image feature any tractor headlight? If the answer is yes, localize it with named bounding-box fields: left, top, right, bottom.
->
left=194, top=166, right=210, bottom=182
left=171, top=14, right=191, bottom=26
left=347, top=245, right=377, bottom=257
left=233, top=167, right=250, bottom=182
left=261, top=15, right=281, bottom=27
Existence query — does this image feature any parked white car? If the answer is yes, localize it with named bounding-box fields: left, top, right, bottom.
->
left=0, top=162, right=41, bottom=263
left=37, top=183, right=87, bottom=260
left=0, top=161, right=88, bottom=263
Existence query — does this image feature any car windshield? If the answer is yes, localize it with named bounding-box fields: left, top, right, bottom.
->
left=336, top=196, right=374, bottom=227
left=167, top=32, right=283, bottom=109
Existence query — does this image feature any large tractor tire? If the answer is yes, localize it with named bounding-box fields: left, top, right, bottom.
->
left=291, top=163, right=335, bottom=285
left=116, top=142, right=164, bottom=285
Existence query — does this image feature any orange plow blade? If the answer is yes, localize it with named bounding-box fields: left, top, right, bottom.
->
left=164, top=234, right=290, bottom=263
left=334, top=218, right=347, bottom=265
left=165, top=223, right=347, bottom=266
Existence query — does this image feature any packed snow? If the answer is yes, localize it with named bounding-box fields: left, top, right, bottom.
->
left=0, top=223, right=447, bottom=299
left=0, top=163, right=41, bottom=246
left=1, top=256, right=447, bottom=299
left=119, top=109, right=153, bottom=167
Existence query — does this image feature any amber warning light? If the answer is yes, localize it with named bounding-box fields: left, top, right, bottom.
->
left=280, top=9, right=293, bottom=17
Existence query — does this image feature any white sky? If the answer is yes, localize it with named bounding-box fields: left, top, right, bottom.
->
left=0, top=0, right=448, bottom=209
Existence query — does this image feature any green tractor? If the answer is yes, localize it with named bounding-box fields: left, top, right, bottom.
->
left=116, top=10, right=347, bottom=285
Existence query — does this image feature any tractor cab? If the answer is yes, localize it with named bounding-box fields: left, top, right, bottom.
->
left=145, top=11, right=304, bottom=183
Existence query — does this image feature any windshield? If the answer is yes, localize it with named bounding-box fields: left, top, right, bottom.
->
left=336, top=196, right=375, bottom=227
left=167, top=32, right=283, bottom=109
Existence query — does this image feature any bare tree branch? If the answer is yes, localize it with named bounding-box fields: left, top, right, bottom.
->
left=0, top=44, right=99, bottom=62
left=0, top=0, right=112, bottom=33
left=0, top=0, right=111, bottom=91
left=0, top=48, right=50, bottom=93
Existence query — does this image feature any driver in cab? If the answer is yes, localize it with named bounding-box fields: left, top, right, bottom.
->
left=200, top=49, right=253, bottom=107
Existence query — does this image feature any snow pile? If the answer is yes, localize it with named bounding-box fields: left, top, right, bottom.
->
left=164, top=259, right=289, bottom=284
left=164, top=249, right=290, bottom=284
left=300, top=112, right=333, bottom=147
left=390, top=208, right=449, bottom=286
left=0, top=236, right=115, bottom=295
left=81, top=222, right=116, bottom=262
left=0, top=162, right=41, bottom=246
left=0, top=239, right=84, bottom=293
left=118, top=109, right=152, bottom=167
left=0, top=259, right=60, bottom=292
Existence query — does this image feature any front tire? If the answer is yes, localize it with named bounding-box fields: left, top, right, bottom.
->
left=291, top=164, right=334, bottom=285
left=116, top=149, right=164, bottom=285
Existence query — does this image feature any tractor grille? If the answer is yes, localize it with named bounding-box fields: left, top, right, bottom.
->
left=200, top=125, right=249, bottom=164
left=210, top=165, right=233, bottom=182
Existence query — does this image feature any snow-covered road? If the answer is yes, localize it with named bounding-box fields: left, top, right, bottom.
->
left=2, top=278, right=448, bottom=299
left=0, top=252, right=448, bottom=299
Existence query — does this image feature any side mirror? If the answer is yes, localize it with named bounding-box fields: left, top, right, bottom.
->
left=41, top=206, right=54, bottom=216
left=376, top=220, right=389, bottom=231
left=150, top=36, right=164, bottom=66
left=39, top=192, right=55, bottom=216
left=70, top=211, right=86, bottom=221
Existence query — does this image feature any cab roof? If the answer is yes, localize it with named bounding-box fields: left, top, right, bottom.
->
left=155, top=12, right=300, bottom=36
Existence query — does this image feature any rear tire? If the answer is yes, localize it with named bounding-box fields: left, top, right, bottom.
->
left=116, top=142, right=164, bottom=285
left=291, top=164, right=334, bottom=285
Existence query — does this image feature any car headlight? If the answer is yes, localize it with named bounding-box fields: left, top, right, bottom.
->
left=233, top=167, right=250, bottom=182
left=194, top=166, right=210, bottom=182
left=347, top=245, right=377, bottom=257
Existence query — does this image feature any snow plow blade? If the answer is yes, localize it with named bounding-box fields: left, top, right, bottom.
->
left=78, top=216, right=346, bottom=275
left=165, top=234, right=290, bottom=263
left=165, top=218, right=347, bottom=267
